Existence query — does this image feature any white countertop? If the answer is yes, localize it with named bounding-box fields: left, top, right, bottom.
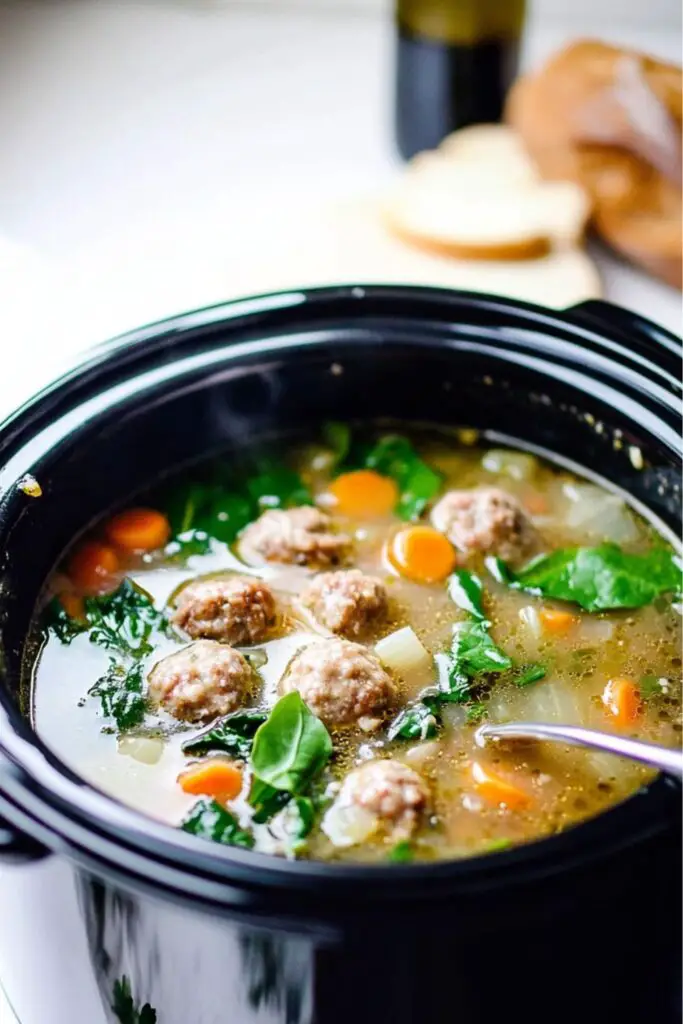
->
left=0, top=5, right=680, bottom=1023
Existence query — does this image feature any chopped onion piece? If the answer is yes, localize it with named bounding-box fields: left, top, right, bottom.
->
left=375, top=626, right=431, bottom=676
left=404, top=741, right=441, bottom=766
left=577, top=618, right=615, bottom=643
left=522, top=680, right=584, bottom=725
left=519, top=605, right=542, bottom=639
left=321, top=801, right=379, bottom=848
left=118, top=735, right=164, bottom=765
left=563, top=483, right=639, bottom=543
left=482, top=449, right=537, bottom=482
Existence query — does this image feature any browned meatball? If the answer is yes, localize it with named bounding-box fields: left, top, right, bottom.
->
left=240, top=506, right=350, bottom=567
left=301, top=569, right=387, bottom=637
left=430, top=487, right=536, bottom=561
left=282, top=638, right=394, bottom=727
left=336, top=759, right=429, bottom=837
left=171, top=575, right=276, bottom=645
left=147, top=640, right=252, bottom=722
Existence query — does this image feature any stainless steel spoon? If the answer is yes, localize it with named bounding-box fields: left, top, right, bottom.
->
left=475, top=721, right=683, bottom=780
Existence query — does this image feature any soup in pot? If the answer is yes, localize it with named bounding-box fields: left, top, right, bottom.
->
left=31, top=424, right=682, bottom=863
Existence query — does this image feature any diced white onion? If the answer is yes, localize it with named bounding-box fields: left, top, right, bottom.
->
left=481, top=449, right=537, bottom=482
left=519, top=605, right=542, bottom=639
left=522, top=680, right=584, bottom=725
left=404, top=741, right=441, bottom=766
left=375, top=627, right=431, bottom=676
left=321, top=801, right=379, bottom=848
left=563, top=483, right=639, bottom=543
left=576, top=618, right=615, bottom=643
left=118, top=735, right=164, bottom=765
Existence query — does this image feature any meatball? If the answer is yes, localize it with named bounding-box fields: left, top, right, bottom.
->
left=326, top=759, right=429, bottom=842
left=147, top=640, right=252, bottom=722
left=171, top=575, right=276, bottom=645
left=282, top=638, right=394, bottom=727
left=240, top=506, right=350, bottom=567
left=301, top=569, right=387, bottom=637
left=430, top=487, right=536, bottom=561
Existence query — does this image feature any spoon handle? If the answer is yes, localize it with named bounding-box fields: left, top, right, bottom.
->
left=476, top=722, right=683, bottom=780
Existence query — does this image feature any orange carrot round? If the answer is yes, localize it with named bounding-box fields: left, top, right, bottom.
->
left=471, top=761, right=531, bottom=810
left=105, top=507, right=171, bottom=554
left=388, top=525, right=457, bottom=583
left=327, top=470, right=398, bottom=517
left=539, top=607, right=576, bottom=636
left=67, top=541, right=120, bottom=594
left=602, top=678, right=641, bottom=729
left=178, top=759, right=243, bottom=803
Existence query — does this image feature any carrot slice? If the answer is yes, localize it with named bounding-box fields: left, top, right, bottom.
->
left=105, top=507, right=171, bottom=553
left=327, top=470, right=398, bottom=517
left=59, top=592, right=85, bottom=620
left=471, top=761, right=531, bottom=810
left=602, top=678, right=641, bottom=729
left=539, top=607, right=576, bottom=635
left=178, top=760, right=243, bottom=802
left=67, top=541, right=120, bottom=594
left=388, top=525, right=457, bottom=583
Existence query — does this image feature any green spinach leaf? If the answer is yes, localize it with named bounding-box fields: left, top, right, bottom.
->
left=246, top=458, right=311, bottom=511
left=509, top=662, right=547, bottom=688
left=387, top=701, right=440, bottom=741
left=248, top=778, right=292, bottom=823
left=164, top=528, right=212, bottom=559
left=44, top=597, right=87, bottom=643
left=89, top=661, right=147, bottom=732
left=281, top=796, right=316, bottom=854
left=111, top=976, right=158, bottom=1024
left=465, top=702, right=488, bottom=724
left=322, top=421, right=351, bottom=467
left=451, top=620, right=513, bottom=675
left=448, top=570, right=486, bottom=620
left=388, top=839, right=414, bottom=863
left=509, top=543, right=681, bottom=612
left=84, top=579, right=161, bottom=658
left=250, top=692, right=332, bottom=793
left=362, top=434, right=442, bottom=520
left=182, top=709, right=268, bottom=759
left=181, top=798, right=255, bottom=849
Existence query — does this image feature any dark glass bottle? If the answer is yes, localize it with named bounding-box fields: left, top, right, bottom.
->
left=395, top=0, right=526, bottom=160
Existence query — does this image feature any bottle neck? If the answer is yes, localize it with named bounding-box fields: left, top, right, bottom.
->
left=396, top=0, right=526, bottom=46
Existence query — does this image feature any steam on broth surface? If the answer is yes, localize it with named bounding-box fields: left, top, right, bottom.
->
left=32, top=425, right=682, bottom=863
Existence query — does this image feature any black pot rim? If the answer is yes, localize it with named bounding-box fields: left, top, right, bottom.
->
left=0, top=283, right=680, bottom=904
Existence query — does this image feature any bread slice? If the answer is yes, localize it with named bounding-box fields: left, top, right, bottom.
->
left=383, top=126, right=590, bottom=261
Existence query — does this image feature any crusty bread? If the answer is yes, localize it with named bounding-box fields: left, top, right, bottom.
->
left=383, top=126, right=591, bottom=261
left=507, top=40, right=682, bottom=289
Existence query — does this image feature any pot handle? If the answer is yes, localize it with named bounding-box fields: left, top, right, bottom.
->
left=567, top=299, right=682, bottom=356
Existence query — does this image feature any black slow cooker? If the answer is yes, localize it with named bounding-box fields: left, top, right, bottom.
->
left=0, top=286, right=680, bottom=1024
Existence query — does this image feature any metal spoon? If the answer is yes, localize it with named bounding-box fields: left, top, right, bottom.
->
left=475, top=721, right=683, bottom=781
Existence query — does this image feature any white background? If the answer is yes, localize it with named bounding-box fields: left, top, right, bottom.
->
left=0, top=3, right=680, bottom=1022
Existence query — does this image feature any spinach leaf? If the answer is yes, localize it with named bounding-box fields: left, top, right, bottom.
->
left=111, top=976, right=157, bottom=1024
left=84, top=579, right=161, bottom=659
left=388, top=702, right=440, bottom=741
left=509, top=662, right=547, bottom=688
left=322, top=421, right=351, bottom=467
left=448, top=570, right=486, bottom=620
left=89, top=661, right=147, bottom=732
left=465, top=702, right=488, bottom=724
left=639, top=674, right=668, bottom=700
left=281, top=796, right=316, bottom=854
left=181, top=798, right=255, bottom=849
left=388, top=839, right=414, bottom=863
left=362, top=435, right=442, bottom=520
left=451, top=620, right=513, bottom=675
left=248, top=778, right=292, bottom=823
left=182, top=709, right=268, bottom=759
left=510, top=544, right=681, bottom=612
left=247, top=458, right=312, bottom=511
left=44, top=596, right=86, bottom=643
left=164, top=528, right=212, bottom=559
left=433, top=654, right=472, bottom=703
left=250, top=692, right=332, bottom=793
left=484, top=555, right=515, bottom=585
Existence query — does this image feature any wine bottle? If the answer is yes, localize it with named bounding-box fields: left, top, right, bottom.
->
left=395, top=0, right=526, bottom=160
